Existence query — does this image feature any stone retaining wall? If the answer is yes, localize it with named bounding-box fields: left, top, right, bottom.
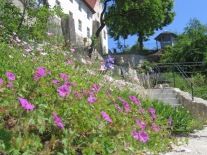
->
left=103, top=54, right=146, bottom=68
left=174, top=88, right=207, bottom=119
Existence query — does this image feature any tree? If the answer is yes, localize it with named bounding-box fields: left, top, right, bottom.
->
left=105, top=0, right=175, bottom=51
left=88, top=0, right=110, bottom=58
left=161, top=18, right=207, bottom=63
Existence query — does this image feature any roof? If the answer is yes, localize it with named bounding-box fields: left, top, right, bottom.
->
left=154, top=31, right=177, bottom=41
left=82, top=0, right=97, bottom=14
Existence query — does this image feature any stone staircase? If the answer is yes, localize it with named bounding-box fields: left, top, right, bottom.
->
left=147, top=88, right=181, bottom=107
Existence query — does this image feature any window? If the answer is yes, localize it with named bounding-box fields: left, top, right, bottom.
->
left=87, top=27, right=90, bottom=38
left=78, top=2, right=81, bottom=11
left=70, top=0, right=73, bottom=3
left=87, top=11, right=90, bottom=19
left=103, top=31, right=106, bottom=39
left=69, top=11, right=73, bottom=18
left=78, top=20, right=82, bottom=31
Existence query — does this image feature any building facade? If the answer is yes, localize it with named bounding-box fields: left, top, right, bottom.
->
left=48, top=0, right=108, bottom=54
left=7, top=0, right=108, bottom=54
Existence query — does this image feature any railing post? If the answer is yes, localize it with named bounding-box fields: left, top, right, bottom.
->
left=173, top=63, right=175, bottom=88
left=191, top=83, right=194, bottom=101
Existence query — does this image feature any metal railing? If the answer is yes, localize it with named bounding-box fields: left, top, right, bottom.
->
left=152, top=62, right=207, bottom=101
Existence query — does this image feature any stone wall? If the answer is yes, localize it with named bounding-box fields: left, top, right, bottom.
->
left=104, top=54, right=146, bottom=68
left=61, top=16, right=76, bottom=46
left=174, top=88, right=207, bottom=119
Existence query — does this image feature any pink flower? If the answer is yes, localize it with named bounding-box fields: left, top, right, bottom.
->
left=66, top=59, right=71, bottom=64
left=25, top=48, right=32, bottom=52
left=36, top=47, right=43, bottom=51
left=114, top=103, right=123, bottom=113
left=168, top=117, right=172, bottom=126
left=106, top=91, right=112, bottom=98
left=152, top=124, right=160, bottom=132
left=92, top=84, right=100, bottom=92
left=123, top=101, right=130, bottom=112
left=18, top=97, right=35, bottom=110
left=70, top=82, right=76, bottom=87
left=5, top=72, right=15, bottom=81
left=60, top=73, right=69, bottom=81
left=0, top=78, right=3, bottom=85
left=139, top=107, right=145, bottom=114
left=87, top=96, right=97, bottom=103
left=136, top=119, right=146, bottom=129
left=101, top=111, right=112, bottom=123
left=57, top=85, right=70, bottom=98
left=52, top=79, right=60, bottom=85
left=36, top=67, right=47, bottom=78
left=148, top=107, right=156, bottom=114
left=133, top=77, right=140, bottom=83
left=88, top=90, right=95, bottom=97
left=74, top=92, right=82, bottom=99
left=70, top=48, right=75, bottom=52
left=52, top=112, right=64, bottom=129
left=132, top=130, right=148, bottom=143
left=46, top=32, right=53, bottom=35
left=129, top=96, right=141, bottom=104
left=33, top=75, right=39, bottom=81
left=126, top=143, right=130, bottom=148
left=118, top=97, right=130, bottom=112
left=6, top=83, right=13, bottom=88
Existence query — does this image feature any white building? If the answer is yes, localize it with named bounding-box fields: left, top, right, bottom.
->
left=7, top=0, right=108, bottom=54
left=48, top=0, right=108, bottom=54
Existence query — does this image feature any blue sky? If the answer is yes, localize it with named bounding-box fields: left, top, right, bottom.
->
left=108, top=0, right=207, bottom=51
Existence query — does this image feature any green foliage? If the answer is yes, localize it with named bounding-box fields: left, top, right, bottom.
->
left=0, top=22, right=204, bottom=154
left=0, top=0, right=66, bottom=42
left=106, top=0, right=175, bottom=50
left=161, top=18, right=207, bottom=63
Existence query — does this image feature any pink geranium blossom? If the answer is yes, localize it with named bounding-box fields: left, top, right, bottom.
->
left=36, top=47, right=43, bottom=51
left=129, top=96, right=141, bottom=104
left=118, top=97, right=130, bottom=112
left=92, top=84, right=100, bottom=92
left=132, top=130, right=148, bottom=143
left=87, top=96, right=97, bottom=103
left=18, top=97, right=35, bottom=110
left=0, top=78, right=3, bottom=85
left=101, top=111, right=112, bottom=123
left=57, top=85, right=70, bottom=98
left=6, top=83, right=13, bottom=88
left=36, top=67, right=47, bottom=78
left=60, top=73, right=69, bottom=81
left=88, top=90, right=95, bottom=97
left=168, top=117, right=172, bottom=126
left=52, top=79, right=60, bottom=85
left=148, top=107, right=156, bottom=114
left=152, top=124, right=160, bottom=132
left=66, top=59, right=71, bottom=64
left=6, top=72, right=15, bottom=81
left=52, top=112, right=64, bottom=129
left=136, top=119, right=146, bottom=129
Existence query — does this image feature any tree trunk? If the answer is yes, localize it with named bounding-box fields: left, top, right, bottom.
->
left=138, top=32, right=144, bottom=51
left=88, top=0, right=110, bottom=58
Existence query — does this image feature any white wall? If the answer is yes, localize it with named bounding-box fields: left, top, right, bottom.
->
left=93, top=0, right=108, bottom=54
left=48, top=0, right=93, bottom=45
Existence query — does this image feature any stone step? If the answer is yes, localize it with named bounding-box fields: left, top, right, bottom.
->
left=148, top=88, right=174, bottom=94
left=147, top=88, right=181, bottom=107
